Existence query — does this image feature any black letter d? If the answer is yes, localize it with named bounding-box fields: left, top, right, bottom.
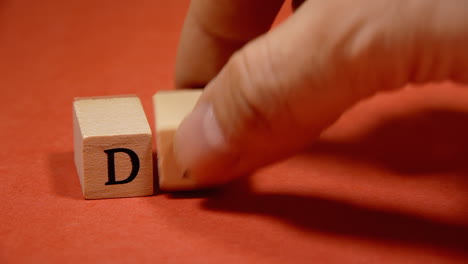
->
left=104, top=148, right=140, bottom=185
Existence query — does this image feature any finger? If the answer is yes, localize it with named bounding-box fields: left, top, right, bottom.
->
left=174, top=0, right=468, bottom=186
left=175, top=0, right=285, bottom=88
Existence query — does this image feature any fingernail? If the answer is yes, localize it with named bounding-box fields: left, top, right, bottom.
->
left=173, top=103, right=234, bottom=185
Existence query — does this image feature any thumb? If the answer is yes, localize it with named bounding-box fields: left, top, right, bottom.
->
left=174, top=0, right=468, bottom=186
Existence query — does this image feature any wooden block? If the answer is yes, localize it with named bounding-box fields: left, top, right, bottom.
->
left=73, top=95, right=153, bottom=199
left=153, top=90, right=202, bottom=191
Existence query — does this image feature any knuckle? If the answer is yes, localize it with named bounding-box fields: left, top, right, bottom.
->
left=222, top=42, right=301, bottom=140
left=224, top=50, right=276, bottom=138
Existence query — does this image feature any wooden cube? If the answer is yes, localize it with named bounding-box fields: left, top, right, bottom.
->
left=153, top=90, right=202, bottom=190
left=73, top=95, right=153, bottom=199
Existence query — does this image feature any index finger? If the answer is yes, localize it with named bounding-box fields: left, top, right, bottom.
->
left=175, top=0, right=285, bottom=88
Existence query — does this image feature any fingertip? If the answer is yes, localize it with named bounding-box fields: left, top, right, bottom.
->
left=173, top=101, right=240, bottom=186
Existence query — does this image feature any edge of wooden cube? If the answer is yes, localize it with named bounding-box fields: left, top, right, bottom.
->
left=73, top=95, right=154, bottom=199
left=153, top=90, right=203, bottom=191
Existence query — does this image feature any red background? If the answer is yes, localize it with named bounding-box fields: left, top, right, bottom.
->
left=1, top=1, right=467, bottom=263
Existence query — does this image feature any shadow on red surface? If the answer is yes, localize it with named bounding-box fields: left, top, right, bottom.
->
left=198, top=180, right=468, bottom=254
left=48, top=151, right=83, bottom=200
left=313, top=109, right=468, bottom=174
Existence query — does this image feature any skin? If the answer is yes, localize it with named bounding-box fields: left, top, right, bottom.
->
left=173, top=0, right=468, bottom=187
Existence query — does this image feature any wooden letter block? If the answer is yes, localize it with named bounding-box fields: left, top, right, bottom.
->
left=153, top=90, right=202, bottom=191
left=73, top=95, right=153, bottom=199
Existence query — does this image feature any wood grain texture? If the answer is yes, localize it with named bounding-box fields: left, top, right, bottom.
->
left=154, top=90, right=202, bottom=190
left=73, top=95, right=153, bottom=199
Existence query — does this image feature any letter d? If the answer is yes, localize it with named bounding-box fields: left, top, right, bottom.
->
left=104, top=148, right=140, bottom=185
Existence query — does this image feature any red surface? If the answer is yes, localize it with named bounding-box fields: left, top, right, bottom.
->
left=1, top=1, right=467, bottom=263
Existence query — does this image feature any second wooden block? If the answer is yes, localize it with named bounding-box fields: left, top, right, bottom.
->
left=154, top=90, right=202, bottom=191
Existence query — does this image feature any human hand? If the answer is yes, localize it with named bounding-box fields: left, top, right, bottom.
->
left=173, top=0, right=468, bottom=186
